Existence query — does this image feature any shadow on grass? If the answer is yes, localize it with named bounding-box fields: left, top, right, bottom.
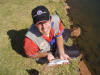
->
left=7, top=28, right=28, bottom=57
left=26, top=69, right=39, bottom=75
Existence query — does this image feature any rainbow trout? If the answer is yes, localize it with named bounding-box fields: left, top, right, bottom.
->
left=48, top=59, right=69, bottom=66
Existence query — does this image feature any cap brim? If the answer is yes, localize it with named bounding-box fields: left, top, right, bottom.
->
left=34, top=13, right=50, bottom=24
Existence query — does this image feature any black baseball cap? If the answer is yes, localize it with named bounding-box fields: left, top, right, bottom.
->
left=32, top=5, right=50, bottom=24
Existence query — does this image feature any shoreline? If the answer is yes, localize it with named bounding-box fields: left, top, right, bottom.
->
left=64, top=0, right=92, bottom=75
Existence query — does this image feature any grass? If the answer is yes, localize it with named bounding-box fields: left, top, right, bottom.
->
left=0, top=0, right=79, bottom=75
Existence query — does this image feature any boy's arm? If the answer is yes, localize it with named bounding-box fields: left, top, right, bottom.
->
left=29, top=52, right=55, bottom=62
left=56, top=35, right=71, bottom=60
left=29, top=52, right=48, bottom=58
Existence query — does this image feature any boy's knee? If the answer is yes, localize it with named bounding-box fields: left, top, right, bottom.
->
left=70, top=25, right=81, bottom=38
left=64, top=45, right=80, bottom=58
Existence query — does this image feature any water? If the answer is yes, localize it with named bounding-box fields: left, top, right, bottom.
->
left=67, top=0, right=100, bottom=75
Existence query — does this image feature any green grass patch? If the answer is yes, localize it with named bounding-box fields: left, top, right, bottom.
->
left=0, top=0, right=79, bottom=75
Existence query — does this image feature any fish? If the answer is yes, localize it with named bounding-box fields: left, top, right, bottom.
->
left=48, top=59, right=69, bottom=66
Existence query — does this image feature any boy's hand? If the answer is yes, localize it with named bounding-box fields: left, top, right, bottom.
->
left=47, top=53, right=55, bottom=62
left=60, top=53, right=71, bottom=61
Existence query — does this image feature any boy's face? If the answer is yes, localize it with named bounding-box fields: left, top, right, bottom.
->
left=35, top=20, right=51, bottom=35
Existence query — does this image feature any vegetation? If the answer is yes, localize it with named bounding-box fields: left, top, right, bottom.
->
left=0, top=0, right=79, bottom=75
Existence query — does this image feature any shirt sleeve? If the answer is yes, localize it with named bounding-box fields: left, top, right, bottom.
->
left=24, top=37, right=39, bottom=57
left=56, top=20, right=64, bottom=37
